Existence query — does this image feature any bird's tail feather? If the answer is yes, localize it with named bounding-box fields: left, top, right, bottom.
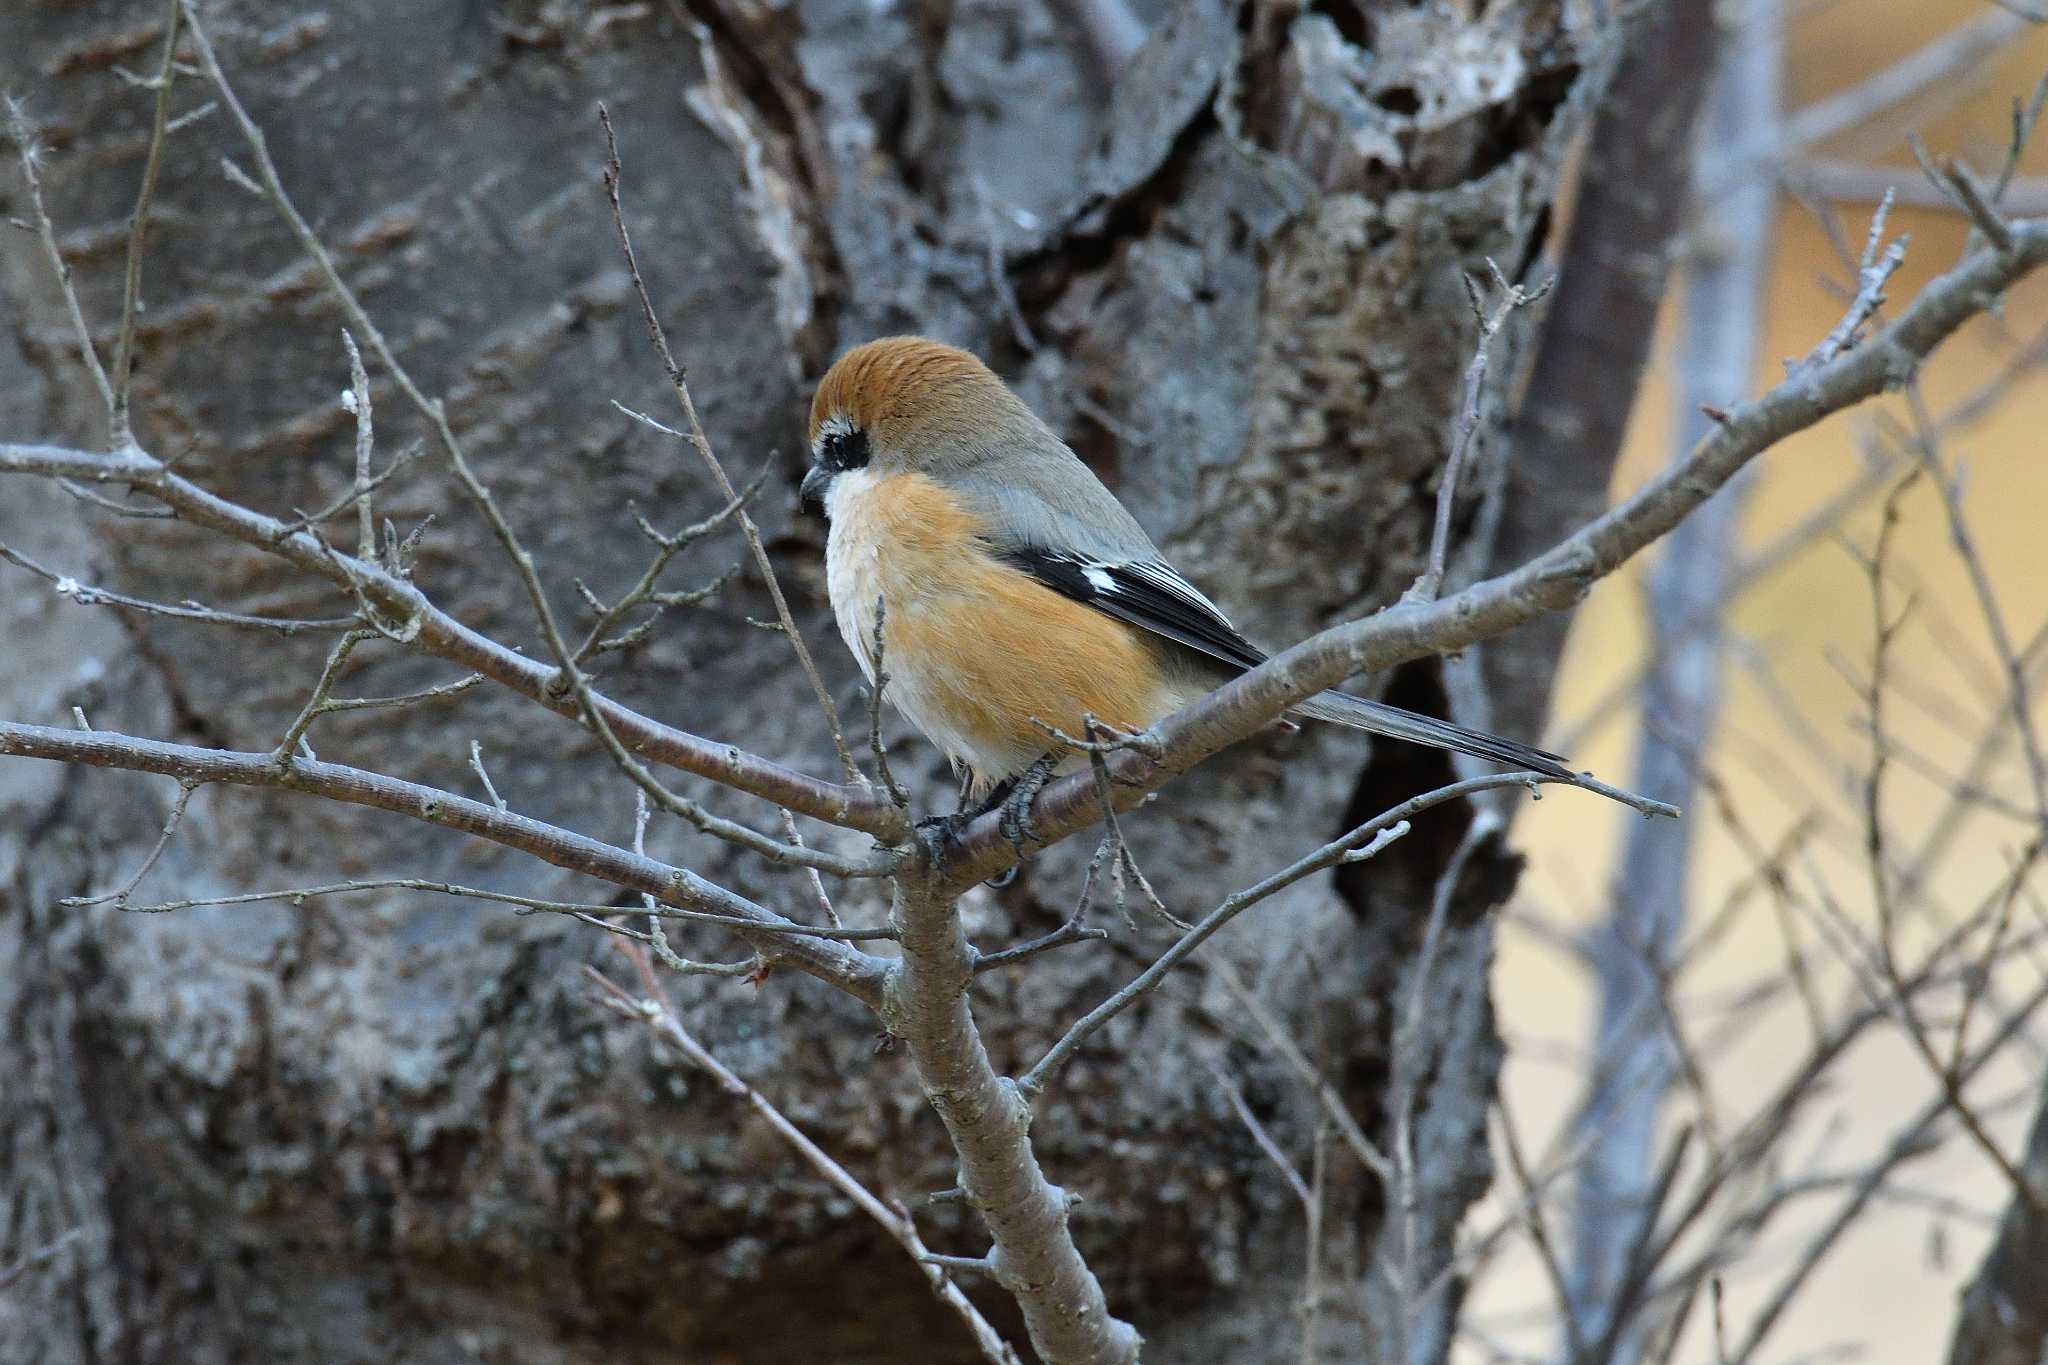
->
left=1293, top=691, right=1575, bottom=780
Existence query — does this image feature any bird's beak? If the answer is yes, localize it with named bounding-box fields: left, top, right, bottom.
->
left=799, top=464, right=831, bottom=520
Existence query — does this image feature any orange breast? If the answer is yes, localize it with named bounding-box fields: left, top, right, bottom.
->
left=828, top=471, right=1174, bottom=788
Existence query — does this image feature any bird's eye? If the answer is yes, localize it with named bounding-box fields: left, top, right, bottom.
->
left=821, top=427, right=871, bottom=472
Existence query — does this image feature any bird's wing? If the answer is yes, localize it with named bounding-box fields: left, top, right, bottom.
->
left=948, top=465, right=1265, bottom=672
left=993, top=543, right=1267, bottom=673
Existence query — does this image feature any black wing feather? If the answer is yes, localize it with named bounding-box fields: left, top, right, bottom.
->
left=997, top=546, right=1265, bottom=671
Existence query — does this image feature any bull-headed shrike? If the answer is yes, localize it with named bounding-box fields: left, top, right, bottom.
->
left=798, top=337, right=1570, bottom=847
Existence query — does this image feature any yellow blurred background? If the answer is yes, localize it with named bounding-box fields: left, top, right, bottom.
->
left=1486, top=4, right=2048, bottom=1360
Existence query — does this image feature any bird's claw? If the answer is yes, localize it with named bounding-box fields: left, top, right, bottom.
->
left=998, top=752, right=1058, bottom=862
left=914, top=811, right=967, bottom=873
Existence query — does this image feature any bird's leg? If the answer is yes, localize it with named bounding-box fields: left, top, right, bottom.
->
left=978, top=757, right=1056, bottom=888
left=911, top=768, right=983, bottom=874
left=999, top=751, right=1060, bottom=857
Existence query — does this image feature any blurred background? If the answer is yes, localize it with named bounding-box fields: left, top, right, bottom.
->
left=1495, top=2, right=2048, bottom=1361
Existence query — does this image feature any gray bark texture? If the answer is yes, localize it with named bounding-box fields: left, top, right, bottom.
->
left=1944, top=1073, right=2048, bottom=1365
left=2, top=1, right=1600, bottom=1360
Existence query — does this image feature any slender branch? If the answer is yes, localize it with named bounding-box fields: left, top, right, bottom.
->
left=273, top=628, right=373, bottom=759
left=0, top=439, right=899, bottom=836
left=0, top=540, right=353, bottom=635
left=1774, top=9, right=2031, bottom=164
left=1905, top=392, right=2048, bottom=820
left=972, top=917, right=1110, bottom=972
left=940, top=216, right=2048, bottom=885
left=96, top=876, right=897, bottom=940
left=57, top=777, right=200, bottom=908
left=109, top=0, right=184, bottom=446
left=0, top=720, right=890, bottom=1006
left=1019, top=773, right=1585, bottom=1096
left=1204, top=956, right=1395, bottom=1184
left=1407, top=260, right=1552, bottom=605
left=4, top=97, right=118, bottom=427
left=597, top=105, right=862, bottom=784
left=883, top=874, right=1142, bottom=1364
left=341, top=329, right=376, bottom=560
left=1786, top=158, right=2048, bottom=218
left=324, top=673, right=483, bottom=713
left=1214, top=1064, right=1311, bottom=1207
left=588, top=961, right=1023, bottom=1365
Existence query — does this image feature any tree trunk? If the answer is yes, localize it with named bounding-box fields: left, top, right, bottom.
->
left=2, top=1, right=1604, bottom=1359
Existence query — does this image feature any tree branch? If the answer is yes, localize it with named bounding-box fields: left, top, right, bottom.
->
left=942, top=217, right=2048, bottom=886
left=0, top=441, right=904, bottom=839
left=588, top=960, right=1024, bottom=1365
left=883, top=872, right=1141, bottom=1364
left=0, top=720, right=890, bottom=1007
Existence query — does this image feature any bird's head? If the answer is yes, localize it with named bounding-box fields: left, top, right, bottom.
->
left=799, top=336, right=1046, bottom=518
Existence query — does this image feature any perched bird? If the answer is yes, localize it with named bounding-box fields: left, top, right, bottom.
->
left=799, top=337, right=1571, bottom=830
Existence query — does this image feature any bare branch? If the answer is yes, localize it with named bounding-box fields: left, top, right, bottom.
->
left=1406, top=260, right=1552, bottom=605
left=1784, top=158, right=2048, bottom=218
left=0, top=720, right=891, bottom=1006
left=341, top=329, right=376, bottom=560
left=0, top=539, right=352, bottom=635
left=56, top=777, right=200, bottom=908
left=1019, top=772, right=1584, bottom=1096
left=587, top=962, right=1023, bottom=1365
left=0, top=440, right=900, bottom=837
left=4, top=97, right=118, bottom=428
left=98, top=875, right=896, bottom=942
left=1774, top=9, right=2031, bottom=166
left=273, top=628, right=374, bottom=760
left=941, top=215, right=2048, bottom=885
left=972, top=917, right=1110, bottom=973
left=597, top=105, right=862, bottom=785
left=109, top=0, right=184, bottom=446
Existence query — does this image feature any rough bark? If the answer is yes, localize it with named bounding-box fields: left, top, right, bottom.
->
left=2, top=1, right=1605, bottom=1360
left=1482, top=0, right=1720, bottom=746
left=1944, top=1071, right=2048, bottom=1365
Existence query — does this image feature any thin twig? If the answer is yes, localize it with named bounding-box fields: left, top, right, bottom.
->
left=0, top=541, right=353, bottom=635
left=341, top=329, right=376, bottom=560
left=109, top=0, right=185, bottom=446
left=867, top=597, right=911, bottom=811
left=1018, top=772, right=1572, bottom=1095
left=0, top=720, right=894, bottom=1005
left=57, top=777, right=201, bottom=908
left=97, top=874, right=898, bottom=940
left=597, top=105, right=862, bottom=784
left=973, top=917, right=1110, bottom=972
left=274, top=628, right=374, bottom=760
left=5, top=98, right=117, bottom=426
left=1407, top=260, right=1554, bottom=604
left=588, top=962, right=1023, bottom=1365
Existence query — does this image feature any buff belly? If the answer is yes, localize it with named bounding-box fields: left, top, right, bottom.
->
left=824, top=469, right=1177, bottom=795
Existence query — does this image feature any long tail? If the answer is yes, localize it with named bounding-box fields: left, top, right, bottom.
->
left=1293, top=691, right=1575, bottom=779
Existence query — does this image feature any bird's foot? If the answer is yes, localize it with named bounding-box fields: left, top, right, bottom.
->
left=999, top=752, right=1059, bottom=857
left=913, top=811, right=968, bottom=874
left=976, top=753, right=1057, bottom=888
